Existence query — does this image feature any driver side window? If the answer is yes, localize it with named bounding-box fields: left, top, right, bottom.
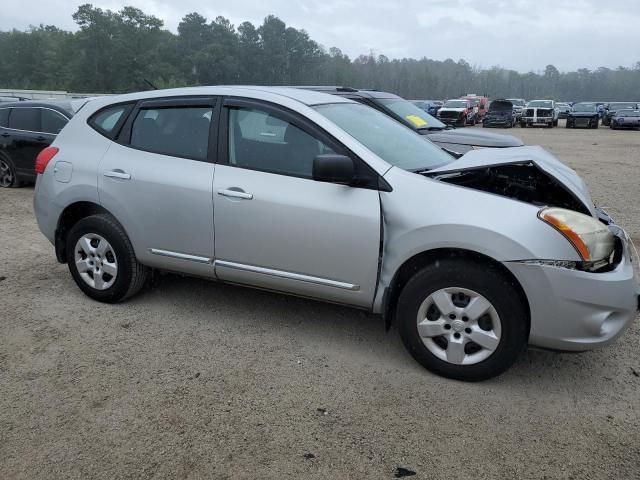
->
left=228, top=107, right=335, bottom=178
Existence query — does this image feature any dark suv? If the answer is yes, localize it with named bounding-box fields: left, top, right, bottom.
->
left=0, top=100, right=75, bottom=187
left=299, top=87, right=523, bottom=154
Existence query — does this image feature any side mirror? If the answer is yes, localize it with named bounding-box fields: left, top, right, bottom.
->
left=313, top=154, right=355, bottom=185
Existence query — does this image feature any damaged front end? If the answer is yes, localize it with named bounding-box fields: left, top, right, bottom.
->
left=425, top=162, right=589, bottom=215
left=422, top=146, right=624, bottom=272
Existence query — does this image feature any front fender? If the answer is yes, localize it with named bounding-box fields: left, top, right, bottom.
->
left=373, top=166, right=580, bottom=313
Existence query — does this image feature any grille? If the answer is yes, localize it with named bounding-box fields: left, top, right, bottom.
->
left=524, top=108, right=534, bottom=117
left=537, top=109, right=553, bottom=117
left=439, top=110, right=460, bottom=119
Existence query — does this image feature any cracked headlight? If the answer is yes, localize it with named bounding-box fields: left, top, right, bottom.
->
left=538, top=207, right=615, bottom=261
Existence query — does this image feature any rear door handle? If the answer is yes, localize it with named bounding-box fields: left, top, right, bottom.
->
left=218, top=189, right=253, bottom=200
left=103, top=170, right=131, bottom=180
left=1, top=133, right=9, bottom=137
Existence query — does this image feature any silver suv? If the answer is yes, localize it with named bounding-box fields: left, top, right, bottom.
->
left=34, top=86, right=639, bottom=381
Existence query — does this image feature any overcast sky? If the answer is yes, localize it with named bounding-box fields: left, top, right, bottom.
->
left=3, top=0, right=640, bottom=72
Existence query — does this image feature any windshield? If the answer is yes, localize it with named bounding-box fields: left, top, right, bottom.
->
left=378, top=98, right=446, bottom=130
left=507, top=99, right=525, bottom=106
left=609, top=103, right=636, bottom=110
left=619, top=110, right=640, bottom=117
left=314, top=103, right=454, bottom=171
left=467, top=99, right=480, bottom=106
left=528, top=100, right=553, bottom=108
left=444, top=100, right=467, bottom=108
left=572, top=103, right=596, bottom=112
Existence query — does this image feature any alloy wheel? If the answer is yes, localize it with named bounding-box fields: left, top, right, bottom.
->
left=416, top=287, right=502, bottom=365
left=0, top=159, right=14, bottom=187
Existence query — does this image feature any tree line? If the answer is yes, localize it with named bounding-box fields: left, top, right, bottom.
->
left=1, top=4, right=639, bottom=101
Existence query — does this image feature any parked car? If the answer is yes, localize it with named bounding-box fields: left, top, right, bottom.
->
left=506, top=98, right=526, bottom=121
left=0, top=100, right=77, bottom=188
left=462, top=94, right=490, bottom=122
left=482, top=99, right=516, bottom=128
left=438, top=98, right=476, bottom=126
left=566, top=102, right=600, bottom=129
left=300, top=87, right=523, bottom=154
left=520, top=100, right=559, bottom=128
left=610, top=109, right=640, bottom=130
left=411, top=100, right=442, bottom=117
left=33, top=86, right=638, bottom=381
left=556, top=102, right=572, bottom=119
left=602, top=102, right=639, bottom=126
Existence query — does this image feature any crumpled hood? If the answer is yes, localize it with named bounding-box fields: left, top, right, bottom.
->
left=429, top=145, right=596, bottom=215
left=426, top=128, right=523, bottom=147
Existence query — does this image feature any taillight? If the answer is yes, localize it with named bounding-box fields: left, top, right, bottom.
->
left=35, top=147, right=59, bottom=174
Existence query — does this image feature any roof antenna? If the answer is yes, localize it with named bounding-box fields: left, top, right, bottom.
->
left=143, top=79, right=158, bottom=90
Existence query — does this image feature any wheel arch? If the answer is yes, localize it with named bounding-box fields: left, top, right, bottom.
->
left=382, top=248, right=530, bottom=336
left=55, top=201, right=115, bottom=263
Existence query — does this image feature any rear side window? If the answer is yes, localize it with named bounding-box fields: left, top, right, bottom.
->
left=9, top=108, right=40, bottom=132
left=41, top=109, right=68, bottom=134
left=0, top=108, right=9, bottom=128
left=130, top=107, right=212, bottom=161
left=89, top=104, right=132, bottom=137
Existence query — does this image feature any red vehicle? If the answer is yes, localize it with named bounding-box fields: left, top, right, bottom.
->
left=462, top=94, right=490, bottom=122
left=437, top=98, right=475, bottom=126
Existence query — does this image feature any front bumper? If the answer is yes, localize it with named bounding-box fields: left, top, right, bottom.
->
left=439, top=116, right=463, bottom=125
left=613, top=120, right=640, bottom=128
left=521, top=116, right=553, bottom=126
left=504, top=229, right=638, bottom=351
left=483, top=116, right=512, bottom=127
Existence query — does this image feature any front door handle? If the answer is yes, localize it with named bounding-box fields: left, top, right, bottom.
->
left=103, top=170, right=131, bottom=180
left=0, top=132, right=9, bottom=138
left=218, top=189, right=253, bottom=200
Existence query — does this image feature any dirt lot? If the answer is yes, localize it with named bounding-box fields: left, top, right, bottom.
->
left=1, top=120, right=639, bottom=479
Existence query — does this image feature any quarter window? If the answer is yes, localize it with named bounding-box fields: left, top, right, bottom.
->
left=9, top=108, right=40, bottom=132
left=41, top=109, right=68, bottom=134
left=90, top=105, right=130, bottom=136
left=130, top=106, right=212, bottom=161
left=228, top=107, right=335, bottom=178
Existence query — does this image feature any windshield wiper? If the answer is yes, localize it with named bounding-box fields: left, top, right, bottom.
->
left=418, top=126, right=445, bottom=132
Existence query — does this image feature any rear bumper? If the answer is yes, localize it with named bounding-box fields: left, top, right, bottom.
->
left=504, top=230, right=638, bottom=351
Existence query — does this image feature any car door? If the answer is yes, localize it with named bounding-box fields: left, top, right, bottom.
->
left=6, top=107, right=51, bottom=177
left=212, top=98, right=381, bottom=308
left=98, top=96, right=218, bottom=278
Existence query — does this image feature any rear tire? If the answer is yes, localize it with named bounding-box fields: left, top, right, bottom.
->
left=0, top=155, right=20, bottom=188
left=396, top=258, right=528, bottom=381
left=66, top=214, right=149, bottom=303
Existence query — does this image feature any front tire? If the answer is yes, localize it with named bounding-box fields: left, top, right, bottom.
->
left=396, top=258, right=528, bottom=381
left=66, top=214, right=149, bottom=303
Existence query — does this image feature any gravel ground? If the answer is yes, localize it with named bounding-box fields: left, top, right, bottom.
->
left=1, top=120, right=639, bottom=479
